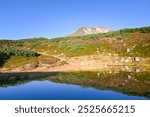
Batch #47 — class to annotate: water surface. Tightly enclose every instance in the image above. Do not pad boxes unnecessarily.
[0,71,149,100]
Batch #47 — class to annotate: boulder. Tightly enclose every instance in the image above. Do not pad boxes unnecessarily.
[126,48,130,53]
[125,66,129,71]
[121,58,125,62]
[134,57,140,62]
[135,68,141,73]
[108,53,111,56]
[127,74,132,79]
[124,59,129,63]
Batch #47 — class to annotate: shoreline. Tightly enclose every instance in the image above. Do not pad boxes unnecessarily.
[0,55,149,73]
[0,64,149,73]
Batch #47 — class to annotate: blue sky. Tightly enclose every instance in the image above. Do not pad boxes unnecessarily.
[0,0,150,39]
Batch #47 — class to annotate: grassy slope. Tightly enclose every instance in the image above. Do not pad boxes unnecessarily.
[3,56,38,68]
[0,26,150,68]
[24,26,150,57]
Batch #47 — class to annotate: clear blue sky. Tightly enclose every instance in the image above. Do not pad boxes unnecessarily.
[0,0,150,39]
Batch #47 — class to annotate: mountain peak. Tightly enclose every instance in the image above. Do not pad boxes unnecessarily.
[68,26,112,36]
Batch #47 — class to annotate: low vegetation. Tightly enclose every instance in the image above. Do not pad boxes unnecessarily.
[0,47,39,67]
[3,56,38,68]
[0,26,150,69]
[0,47,39,57]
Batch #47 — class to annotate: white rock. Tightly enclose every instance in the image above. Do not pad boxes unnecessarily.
[125,59,129,63]
[135,68,141,73]
[127,74,132,79]
[114,71,119,73]
[108,53,111,56]
[121,67,126,71]
[134,57,140,62]
[114,54,118,57]
[122,83,125,86]
[97,73,100,77]
[115,61,118,64]
[125,66,129,70]
[126,48,130,53]
[123,44,126,46]
[128,69,132,72]
[121,58,125,62]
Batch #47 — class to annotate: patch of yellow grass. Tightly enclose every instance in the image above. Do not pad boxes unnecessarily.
[3,56,38,68]
[38,55,60,64]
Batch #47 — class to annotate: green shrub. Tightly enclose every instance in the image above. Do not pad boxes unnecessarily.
[0,47,39,57]
[58,43,85,52]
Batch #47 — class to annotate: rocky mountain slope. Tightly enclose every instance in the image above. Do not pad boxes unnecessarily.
[68,26,112,36]
[0,26,150,71]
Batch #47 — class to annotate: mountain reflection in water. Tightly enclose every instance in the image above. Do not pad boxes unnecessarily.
[0,70,150,100]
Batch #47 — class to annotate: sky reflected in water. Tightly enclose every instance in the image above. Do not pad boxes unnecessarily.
[0,81,148,100]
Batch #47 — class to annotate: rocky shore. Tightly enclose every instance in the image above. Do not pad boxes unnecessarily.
[0,54,149,73]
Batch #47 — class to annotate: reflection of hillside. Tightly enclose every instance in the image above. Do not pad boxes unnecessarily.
[0,72,58,87]
[48,72,150,98]
[0,71,150,98]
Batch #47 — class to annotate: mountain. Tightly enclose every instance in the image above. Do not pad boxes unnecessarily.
[68,26,112,36]
[0,26,150,71]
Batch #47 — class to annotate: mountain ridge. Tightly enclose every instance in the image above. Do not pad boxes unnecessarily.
[68,26,112,36]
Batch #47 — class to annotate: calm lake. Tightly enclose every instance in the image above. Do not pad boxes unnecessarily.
[0,70,150,100]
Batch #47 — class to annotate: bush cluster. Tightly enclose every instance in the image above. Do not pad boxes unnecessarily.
[0,40,24,47]
[0,47,39,57]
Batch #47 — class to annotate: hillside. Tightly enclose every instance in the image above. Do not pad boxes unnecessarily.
[0,26,150,72]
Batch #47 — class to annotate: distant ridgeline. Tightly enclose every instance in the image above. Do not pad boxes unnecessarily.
[0,26,150,67]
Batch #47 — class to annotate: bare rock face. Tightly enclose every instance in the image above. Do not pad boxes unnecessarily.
[68,26,112,36]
